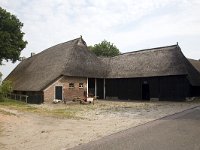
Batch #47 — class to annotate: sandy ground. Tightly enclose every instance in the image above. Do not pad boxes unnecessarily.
[0,100,200,150]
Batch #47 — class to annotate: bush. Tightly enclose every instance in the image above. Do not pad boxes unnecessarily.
[0,80,12,99]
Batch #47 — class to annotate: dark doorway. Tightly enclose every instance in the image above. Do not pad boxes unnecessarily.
[142,83,150,100]
[55,86,62,100]
[191,86,200,97]
[88,78,95,96]
[97,79,104,99]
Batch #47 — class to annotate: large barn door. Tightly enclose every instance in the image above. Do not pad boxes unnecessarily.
[142,82,150,100]
[88,78,95,96]
[55,86,63,100]
[97,79,104,99]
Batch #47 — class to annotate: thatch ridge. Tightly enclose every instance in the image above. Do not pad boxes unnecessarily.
[119,44,178,56]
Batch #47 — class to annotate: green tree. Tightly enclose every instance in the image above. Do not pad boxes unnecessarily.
[89,40,120,57]
[0,72,2,84]
[0,7,27,64]
[0,80,12,100]
[0,80,12,93]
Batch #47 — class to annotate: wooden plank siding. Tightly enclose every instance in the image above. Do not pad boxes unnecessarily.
[105,75,190,101]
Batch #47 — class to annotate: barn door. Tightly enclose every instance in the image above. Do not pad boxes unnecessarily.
[97,79,104,99]
[142,82,150,100]
[55,86,63,100]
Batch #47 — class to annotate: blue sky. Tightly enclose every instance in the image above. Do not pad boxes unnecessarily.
[0,0,200,79]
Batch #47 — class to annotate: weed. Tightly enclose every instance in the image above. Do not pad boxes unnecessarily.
[0,109,16,116]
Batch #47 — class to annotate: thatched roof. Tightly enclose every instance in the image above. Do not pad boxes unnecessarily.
[6,37,200,91]
[6,37,108,91]
[105,45,200,85]
[188,59,200,73]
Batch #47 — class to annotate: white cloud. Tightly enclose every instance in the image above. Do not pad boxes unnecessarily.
[0,0,200,79]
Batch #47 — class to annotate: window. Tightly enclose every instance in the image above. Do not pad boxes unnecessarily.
[69,83,74,88]
[79,83,84,88]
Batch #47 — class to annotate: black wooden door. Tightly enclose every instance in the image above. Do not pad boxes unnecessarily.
[142,83,150,100]
[97,79,104,99]
[55,86,62,100]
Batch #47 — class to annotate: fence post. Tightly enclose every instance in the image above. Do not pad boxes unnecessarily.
[6,93,28,103]
[25,96,28,103]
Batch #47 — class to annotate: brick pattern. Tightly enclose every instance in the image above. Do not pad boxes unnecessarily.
[43,76,87,103]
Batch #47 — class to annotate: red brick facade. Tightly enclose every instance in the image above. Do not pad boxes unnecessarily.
[43,76,87,103]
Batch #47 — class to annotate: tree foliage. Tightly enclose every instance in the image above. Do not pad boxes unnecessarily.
[0,80,12,93]
[0,72,2,82]
[0,80,12,100]
[0,7,27,64]
[89,40,120,57]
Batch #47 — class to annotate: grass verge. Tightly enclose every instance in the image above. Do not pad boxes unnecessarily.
[0,109,16,116]
[0,98,80,119]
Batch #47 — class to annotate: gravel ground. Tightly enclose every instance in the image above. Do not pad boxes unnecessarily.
[0,100,200,150]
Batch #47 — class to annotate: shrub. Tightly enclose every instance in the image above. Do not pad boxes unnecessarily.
[0,80,12,100]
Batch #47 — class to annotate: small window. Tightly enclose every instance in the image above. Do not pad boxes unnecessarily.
[69,83,74,88]
[79,83,84,88]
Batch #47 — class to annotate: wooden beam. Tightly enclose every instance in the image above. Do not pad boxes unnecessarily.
[87,78,88,97]
[95,78,97,97]
[103,78,106,99]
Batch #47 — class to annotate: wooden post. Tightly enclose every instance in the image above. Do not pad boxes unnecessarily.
[87,78,88,97]
[25,96,28,103]
[95,78,97,97]
[103,78,106,99]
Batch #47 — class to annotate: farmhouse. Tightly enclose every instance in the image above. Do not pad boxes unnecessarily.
[6,37,200,103]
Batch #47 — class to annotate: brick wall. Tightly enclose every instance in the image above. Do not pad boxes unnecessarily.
[43,76,87,103]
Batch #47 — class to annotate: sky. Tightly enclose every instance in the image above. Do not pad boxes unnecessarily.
[0,0,200,80]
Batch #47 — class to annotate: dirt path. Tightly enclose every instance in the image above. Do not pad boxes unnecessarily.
[0,101,200,150]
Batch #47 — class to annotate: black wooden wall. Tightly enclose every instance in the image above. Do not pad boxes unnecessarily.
[105,75,190,101]
[159,76,189,100]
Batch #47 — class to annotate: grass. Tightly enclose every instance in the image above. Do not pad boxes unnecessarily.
[0,98,38,112]
[0,98,80,119]
[0,98,107,119]
[0,109,16,116]
[0,98,27,107]
[50,109,78,119]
